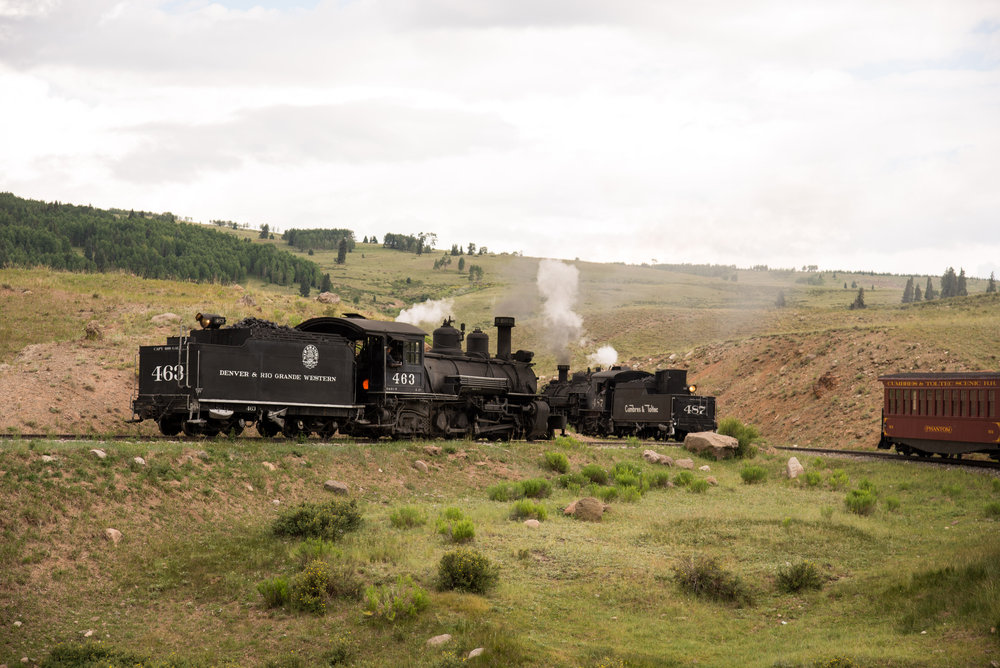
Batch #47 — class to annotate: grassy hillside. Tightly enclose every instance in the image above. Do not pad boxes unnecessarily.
[1,438,998,666]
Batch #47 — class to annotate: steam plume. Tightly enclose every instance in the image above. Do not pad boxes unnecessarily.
[396,298,454,326]
[587,345,619,367]
[536,259,583,363]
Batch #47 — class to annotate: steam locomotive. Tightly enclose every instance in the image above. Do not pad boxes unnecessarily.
[131,312,557,440]
[541,364,716,440]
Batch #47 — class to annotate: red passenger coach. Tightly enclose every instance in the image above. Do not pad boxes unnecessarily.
[877,372,1000,459]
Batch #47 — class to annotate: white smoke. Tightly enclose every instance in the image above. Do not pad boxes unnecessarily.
[396,298,454,326]
[587,345,619,368]
[536,259,584,363]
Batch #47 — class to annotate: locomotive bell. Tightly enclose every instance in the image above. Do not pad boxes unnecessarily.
[195,312,226,329]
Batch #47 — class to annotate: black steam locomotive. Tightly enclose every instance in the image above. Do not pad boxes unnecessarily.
[131,313,556,440]
[541,365,716,440]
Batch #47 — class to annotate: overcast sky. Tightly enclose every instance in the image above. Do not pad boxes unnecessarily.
[2,0,998,276]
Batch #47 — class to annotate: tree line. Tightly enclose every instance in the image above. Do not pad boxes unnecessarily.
[282,228,356,253]
[0,193,322,288]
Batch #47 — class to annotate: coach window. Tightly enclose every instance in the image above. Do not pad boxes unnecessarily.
[936,389,943,417]
[990,390,996,418]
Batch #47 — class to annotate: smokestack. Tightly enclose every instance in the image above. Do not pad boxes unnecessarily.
[494,316,515,360]
[557,364,569,383]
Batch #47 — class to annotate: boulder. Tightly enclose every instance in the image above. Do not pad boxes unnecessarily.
[104,528,122,545]
[684,432,739,460]
[642,449,673,466]
[523,519,541,528]
[262,461,277,471]
[426,634,452,647]
[699,465,711,472]
[324,480,350,494]
[566,497,606,522]
[90,449,107,460]
[423,445,442,457]
[706,476,719,486]
[413,460,429,473]
[133,456,146,466]
[84,321,103,340]
[468,648,485,659]
[675,458,695,470]
[40,455,56,463]
[786,457,805,479]
[316,292,341,304]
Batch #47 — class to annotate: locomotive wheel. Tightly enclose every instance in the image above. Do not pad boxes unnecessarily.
[283,420,307,439]
[158,416,183,437]
[256,419,281,438]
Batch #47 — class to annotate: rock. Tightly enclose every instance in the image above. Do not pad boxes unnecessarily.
[237,294,256,307]
[133,456,146,466]
[413,460,429,473]
[272,499,281,506]
[683,432,739,460]
[706,476,718,486]
[262,461,277,471]
[90,449,107,460]
[468,648,485,659]
[83,629,94,637]
[568,497,606,522]
[104,528,122,545]
[675,458,695,470]
[523,519,541,528]
[151,313,180,325]
[423,445,442,457]
[563,500,578,515]
[84,320,103,340]
[40,455,56,463]
[699,465,711,472]
[13,621,21,627]
[316,292,341,304]
[642,449,673,466]
[787,457,805,479]
[324,480,349,494]
[245,483,254,492]
[426,633,452,647]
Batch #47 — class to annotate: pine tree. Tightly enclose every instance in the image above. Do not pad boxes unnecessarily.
[987,272,997,294]
[913,284,922,301]
[336,238,347,264]
[901,277,914,304]
[259,223,270,240]
[849,287,866,310]
[458,257,465,272]
[957,268,967,296]
[941,267,957,298]
[320,273,332,293]
[775,290,786,307]
[924,276,936,300]
[299,277,310,298]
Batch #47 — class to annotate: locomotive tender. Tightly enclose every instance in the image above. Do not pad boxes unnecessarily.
[132,312,556,440]
[542,364,716,440]
[877,372,1000,459]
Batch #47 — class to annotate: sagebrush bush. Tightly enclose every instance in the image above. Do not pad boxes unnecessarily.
[557,472,588,488]
[450,519,475,542]
[673,555,752,606]
[689,478,709,494]
[827,470,849,490]
[845,488,877,515]
[487,482,525,502]
[857,478,878,495]
[649,470,671,488]
[291,538,340,567]
[594,485,618,503]
[273,499,362,541]
[581,463,608,485]
[776,561,824,593]
[716,416,761,458]
[257,576,290,609]
[673,471,694,488]
[326,563,365,601]
[519,478,552,499]
[510,499,547,521]
[612,470,640,488]
[542,451,570,473]
[803,471,822,487]
[362,575,429,623]
[740,465,767,484]
[438,548,500,594]
[389,505,426,529]
[442,506,464,521]
[291,559,331,614]
[618,485,642,502]
[611,461,643,479]
[553,435,582,449]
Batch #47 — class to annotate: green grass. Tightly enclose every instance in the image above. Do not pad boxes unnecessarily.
[2,439,998,666]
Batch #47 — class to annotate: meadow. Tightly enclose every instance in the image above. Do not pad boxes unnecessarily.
[1,436,998,667]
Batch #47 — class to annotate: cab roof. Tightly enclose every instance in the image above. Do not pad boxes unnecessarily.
[296,316,426,340]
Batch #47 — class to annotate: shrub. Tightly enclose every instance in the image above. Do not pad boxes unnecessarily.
[649,470,672,488]
[291,559,331,614]
[673,471,694,488]
[740,465,767,484]
[389,505,426,529]
[689,478,709,494]
[717,417,761,458]
[885,496,901,512]
[487,482,525,502]
[611,461,643,479]
[557,472,588,488]
[827,469,849,490]
[845,488,877,515]
[858,478,878,495]
[362,575,429,623]
[273,499,362,541]
[594,485,618,503]
[542,451,570,474]
[984,501,1000,518]
[450,519,476,543]
[326,564,365,601]
[776,561,824,593]
[438,548,500,594]
[803,471,823,487]
[510,499,547,521]
[612,470,640,488]
[618,485,642,502]
[581,464,608,485]
[553,435,582,449]
[257,576,290,609]
[673,555,752,606]
[442,506,464,521]
[520,478,552,499]
[291,538,340,568]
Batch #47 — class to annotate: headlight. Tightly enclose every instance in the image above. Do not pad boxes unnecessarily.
[688,385,697,394]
